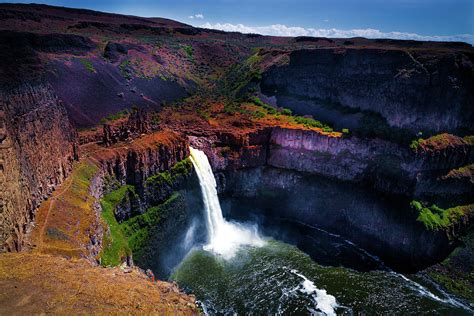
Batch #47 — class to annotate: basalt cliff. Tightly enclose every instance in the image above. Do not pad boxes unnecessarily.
[0,3,473,312]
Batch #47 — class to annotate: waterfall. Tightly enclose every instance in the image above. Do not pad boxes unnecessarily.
[189,147,265,259]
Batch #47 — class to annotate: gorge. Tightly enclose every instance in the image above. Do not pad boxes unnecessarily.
[0,3,473,315]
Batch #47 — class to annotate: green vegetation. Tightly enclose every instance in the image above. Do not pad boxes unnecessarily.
[409,138,424,151]
[145,158,192,188]
[463,135,474,145]
[219,51,263,96]
[292,116,333,132]
[223,102,241,115]
[410,201,473,231]
[79,58,96,73]
[249,96,277,114]
[342,128,350,135]
[99,185,134,266]
[122,193,180,260]
[100,159,192,266]
[181,45,194,61]
[427,231,474,302]
[281,108,292,116]
[248,96,335,132]
[119,60,133,79]
[100,109,129,124]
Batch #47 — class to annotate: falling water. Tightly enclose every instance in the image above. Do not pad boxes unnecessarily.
[189,147,265,259]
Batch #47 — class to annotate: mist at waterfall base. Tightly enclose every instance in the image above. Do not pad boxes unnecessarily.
[163,148,472,314]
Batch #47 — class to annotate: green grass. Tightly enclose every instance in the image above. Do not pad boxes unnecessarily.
[181,45,194,61]
[100,109,129,124]
[281,108,292,116]
[410,201,473,231]
[427,230,474,302]
[79,58,96,73]
[121,193,180,261]
[409,138,424,151]
[99,185,134,266]
[145,158,192,188]
[99,157,190,266]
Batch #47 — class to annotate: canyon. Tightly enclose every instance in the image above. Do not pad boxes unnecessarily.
[0,3,473,314]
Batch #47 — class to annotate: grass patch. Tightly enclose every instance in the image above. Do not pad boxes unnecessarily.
[121,193,181,261]
[410,201,473,231]
[99,185,133,266]
[100,109,129,124]
[145,158,192,188]
[181,44,194,61]
[31,160,99,258]
[98,159,192,265]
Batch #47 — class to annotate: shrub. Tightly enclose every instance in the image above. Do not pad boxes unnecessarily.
[281,108,292,116]
[100,109,129,124]
[342,128,350,135]
[79,58,96,73]
[252,110,265,119]
[224,102,240,114]
[409,138,424,151]
[181,45,194,60]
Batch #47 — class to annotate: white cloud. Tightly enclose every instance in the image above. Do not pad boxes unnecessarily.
[200,22,474,44]
[188,13,204,19]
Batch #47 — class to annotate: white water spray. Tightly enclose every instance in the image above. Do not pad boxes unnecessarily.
[291,269,340,316]
[189,147,265,259]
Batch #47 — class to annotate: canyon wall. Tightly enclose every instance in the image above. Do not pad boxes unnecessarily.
[189,126,472,270]
[98,131,189,197]
[0,84,78,251]
[261,48,474,134]
[219,167,451,272]
[194,127,472,201]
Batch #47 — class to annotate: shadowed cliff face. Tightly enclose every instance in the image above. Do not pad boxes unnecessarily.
[261,48,474,135]
[218,167,453,272]
[0,85,78,251]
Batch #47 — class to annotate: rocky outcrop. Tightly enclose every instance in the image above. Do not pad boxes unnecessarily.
[0,84,78,251]
[98,131,189,196]
[261,48,474,134]
[103,108,154,147]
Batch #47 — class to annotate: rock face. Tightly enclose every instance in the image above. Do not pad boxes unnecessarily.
[219,167,451,272]
[0,84,78,251]
[99,131,189,196]
[261,48,474,134]
[103,108,153,147]
[189,127,473,270]
[196,127,472,200]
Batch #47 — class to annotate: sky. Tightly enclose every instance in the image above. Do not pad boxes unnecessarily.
[3,0,474,43]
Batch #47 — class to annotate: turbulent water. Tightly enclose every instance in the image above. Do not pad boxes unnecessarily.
[177,147,472,315]
[189,147,265,259]
[173,241,471,315]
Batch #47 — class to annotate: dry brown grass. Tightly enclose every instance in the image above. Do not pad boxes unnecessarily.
[29,160,100,259]
[0,253,198,315]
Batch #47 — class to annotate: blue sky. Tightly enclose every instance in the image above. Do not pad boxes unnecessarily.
[3,0,473,43]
